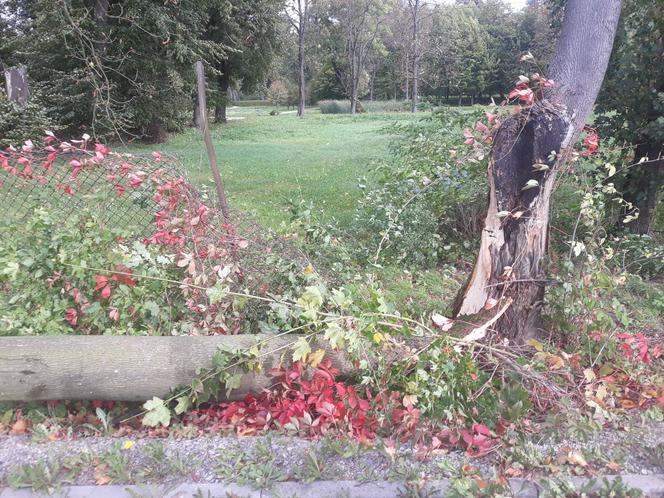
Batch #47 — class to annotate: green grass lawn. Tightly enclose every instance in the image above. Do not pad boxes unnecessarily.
[126,108,462,316]
[127,108,422,230]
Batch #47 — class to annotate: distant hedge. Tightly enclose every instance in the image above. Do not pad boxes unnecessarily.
[233,100,274,107]
[318,100,412,114]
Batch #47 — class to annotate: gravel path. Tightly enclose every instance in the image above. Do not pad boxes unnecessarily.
[0,422,662,489]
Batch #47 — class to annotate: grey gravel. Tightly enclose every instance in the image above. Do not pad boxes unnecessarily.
[0,422,662,490]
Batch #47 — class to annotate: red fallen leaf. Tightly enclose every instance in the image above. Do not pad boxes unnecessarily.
[473,423,492,437]
[152,151,162,162]
[11,419,28,434]
[65,307,78,326]
[114,185,126,196]
[583,132,599,155]
[109,308,120,321]
[128,174,143,188]
[94,275,112,299]
[17,156,32,176]
[111,266,136,287]
[508,83,534,105]
[495,418,510,436]
[484,297,498,310]
[485,112,497,124]
[95,143,109,155]
[475,121,489,134]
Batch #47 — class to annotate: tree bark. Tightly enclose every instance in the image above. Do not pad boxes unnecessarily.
[409,0,421,113]
[0,336,355,402]
[623,142,664,235]
[0,335,431,402]
[454,0,622,343]
[296,0,308,118]
[4,67,29,105]
[215,63,230,123]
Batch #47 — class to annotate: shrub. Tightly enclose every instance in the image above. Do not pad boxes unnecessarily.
[361,100,410,113]
[318,100,351,114]
[0,93,53,148]
[319,99,415,114]
[0,208,184,336]
[351,107,489,266]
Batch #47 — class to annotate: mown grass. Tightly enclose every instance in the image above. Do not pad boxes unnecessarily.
[126,108,459,315]
[127,108,422,230]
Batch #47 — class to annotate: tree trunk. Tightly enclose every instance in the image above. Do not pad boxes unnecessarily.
[193,92,202,129]
[410,0,420,114]
[296,5,307,118]
[453,0,622,343]
[215,66,230,123]
[4,67,29,105]
[623,142,664,235]
[350,62,358,114]
[411,55,419,112]
[92,0,109,53]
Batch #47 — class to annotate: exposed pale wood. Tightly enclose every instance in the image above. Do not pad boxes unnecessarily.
[0,335,356,402]
[454,0,622,341]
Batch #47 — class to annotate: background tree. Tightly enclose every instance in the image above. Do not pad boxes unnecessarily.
[426,5,491,105]
[406,0,426,112]
[3,0,232,141]
[286,0,312,117]
[454,0,622,341]
[206,0,283,123]
[596,0,664,234]
[334,0,385,114]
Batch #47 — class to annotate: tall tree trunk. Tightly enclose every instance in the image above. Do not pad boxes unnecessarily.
[296,1,307,118]
[453,0,622,343]
[411,55,419,112]
[410,0,420,113]
[92,0,109,52]
[623,142,664,235]
[350,79,358,114]
[4,67,29,105]
[215,65,230,123]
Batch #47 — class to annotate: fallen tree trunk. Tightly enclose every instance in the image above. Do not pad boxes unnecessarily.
[0,335,358,402]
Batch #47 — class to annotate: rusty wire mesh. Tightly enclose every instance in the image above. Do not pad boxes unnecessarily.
[0,147,314,288]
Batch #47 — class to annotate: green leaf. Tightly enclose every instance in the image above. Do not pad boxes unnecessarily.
[174,396,191,415]
[296,286,324,310]
[225,373,243,398]
[142,397,171,428]
[292,336,312,363]
[324,322,346,349]
[206,283,229,304]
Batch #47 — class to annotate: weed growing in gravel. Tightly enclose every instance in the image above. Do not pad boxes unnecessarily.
[319,434,363,459]
[295,449,325,483]
[538,476,643,498]
[216,439,287,489]
[7,459,74,493]
[95,443,131,484]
